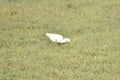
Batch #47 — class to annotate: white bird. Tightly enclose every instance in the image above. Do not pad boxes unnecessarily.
[46,33,70,44]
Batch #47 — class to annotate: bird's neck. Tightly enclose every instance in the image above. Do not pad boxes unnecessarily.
[60,38,68,43]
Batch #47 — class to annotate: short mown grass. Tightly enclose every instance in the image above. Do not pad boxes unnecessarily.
[0,0,120,80]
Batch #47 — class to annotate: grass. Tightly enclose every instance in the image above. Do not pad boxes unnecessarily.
[0,0,120,80]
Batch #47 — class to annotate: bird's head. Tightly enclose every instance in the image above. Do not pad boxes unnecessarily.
[64,38,70,43]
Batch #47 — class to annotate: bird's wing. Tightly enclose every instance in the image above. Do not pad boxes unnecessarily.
[55,35,64,42]
[46,33,63,42]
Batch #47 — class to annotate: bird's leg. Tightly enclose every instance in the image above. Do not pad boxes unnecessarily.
[48,41,52,45]
[57,43,61,45]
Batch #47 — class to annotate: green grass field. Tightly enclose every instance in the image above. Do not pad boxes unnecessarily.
[0,0,120,80]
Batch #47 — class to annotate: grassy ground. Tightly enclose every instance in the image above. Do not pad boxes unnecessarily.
[0,0,120,80]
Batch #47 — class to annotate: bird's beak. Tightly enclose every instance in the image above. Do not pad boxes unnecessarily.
[69,40,71,43]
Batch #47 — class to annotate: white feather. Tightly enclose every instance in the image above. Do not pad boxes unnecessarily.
[46,33,70,43]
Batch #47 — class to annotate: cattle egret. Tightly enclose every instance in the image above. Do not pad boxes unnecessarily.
[46,33,70,44]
